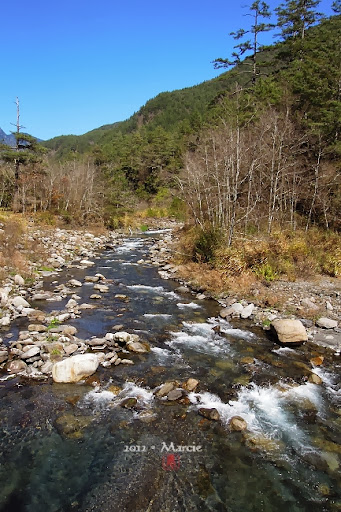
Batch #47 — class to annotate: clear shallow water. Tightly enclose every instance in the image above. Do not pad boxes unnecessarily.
[0,234,340,512]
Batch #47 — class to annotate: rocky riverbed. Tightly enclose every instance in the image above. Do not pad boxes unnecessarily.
[0,225,340,383]
[0,227,340,511]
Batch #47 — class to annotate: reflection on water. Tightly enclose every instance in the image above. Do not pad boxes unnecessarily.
[0,235,340,512]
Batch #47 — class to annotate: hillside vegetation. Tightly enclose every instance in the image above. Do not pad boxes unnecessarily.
[0,5,340,285]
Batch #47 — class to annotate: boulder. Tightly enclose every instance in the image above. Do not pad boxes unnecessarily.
[167,389,184,401]
[52,354,99,383]
[7,360,28,373]
[270,319,308,344]
[68,279,82,287]
[93,284,109,293]
[80,259,95,266]
[301,298,319,310]
[41,361,53,374]
[120,397,137,409]
[184,378,199,392]
[155,382,175,398]
[66,299,78,309]
[14,274,25,286]
[0,316,11,327]
[0,288,10,306]
[21,346,40,359]
[114,332,139,344]
[229,416,247,431]
[241,303,255,319]
[126,341,149,353]
[85,276,99,282]
[220,307,231,319]
[64,343,79,355]
[308,373,323,385]
[31,292,54,300]
[316,317,338,329]
[28,324,47,333]
[0,350,8,363]
[198,408,220,421]
[11,296,30,308]
[62,325,77,336]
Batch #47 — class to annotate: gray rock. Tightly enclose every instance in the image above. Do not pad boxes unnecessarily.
[64,343,79,355]
[7,360,28,373]
[155,382,175,398]
[11,296,30,308]
[62,325,77,336]
[67,279,82,288]
[241,303,255,319]
[316,317,338,329]
[326,301,333,311]
[231,303,244,314]
[88,337,107,346]
[32,292,54,300]
[301,298,319,310]
[21,346,41,359]
[93,284,109,293]
[0,350,8,363]
[41,361,53,374]
[28,324,47,333]
[84,276,99,282]
[167,389,184,401]
[0,316,11,327]
[14,274,25,286]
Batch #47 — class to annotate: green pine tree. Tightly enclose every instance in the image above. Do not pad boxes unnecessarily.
[213,1,273,85]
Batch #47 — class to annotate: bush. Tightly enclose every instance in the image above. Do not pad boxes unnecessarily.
[192,227,224,264]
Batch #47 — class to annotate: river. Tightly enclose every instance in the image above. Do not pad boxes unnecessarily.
[0,232,340,511]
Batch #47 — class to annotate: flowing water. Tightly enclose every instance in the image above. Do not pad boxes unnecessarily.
[0,233,340,512]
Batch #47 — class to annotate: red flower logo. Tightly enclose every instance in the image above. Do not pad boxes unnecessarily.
[162,453,181,471]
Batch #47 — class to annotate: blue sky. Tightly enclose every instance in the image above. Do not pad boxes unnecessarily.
[0,0,335,140]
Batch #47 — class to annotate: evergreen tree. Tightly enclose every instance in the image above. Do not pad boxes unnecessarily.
[213,1,273,85]
[275,0,323,40]
[332,0,341,13]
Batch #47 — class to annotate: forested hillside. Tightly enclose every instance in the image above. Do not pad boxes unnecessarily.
[0,3,340,256]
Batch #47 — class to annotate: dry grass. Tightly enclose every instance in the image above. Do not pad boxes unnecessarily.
[0,212,46,280]
[173,225,341,308]
[176,225,341,281]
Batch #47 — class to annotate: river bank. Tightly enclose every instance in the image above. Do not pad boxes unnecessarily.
[147,228,341,354]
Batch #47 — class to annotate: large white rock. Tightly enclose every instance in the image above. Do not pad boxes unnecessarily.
[270,319,308,344]
[241,303,255,319]
[11,296,30,308]
[52,354,99,383]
